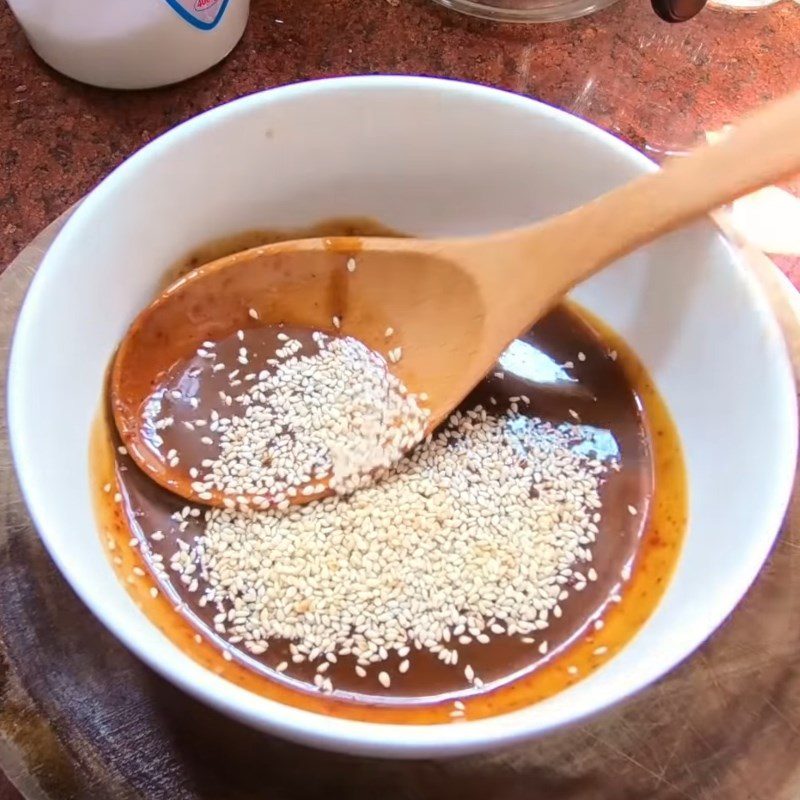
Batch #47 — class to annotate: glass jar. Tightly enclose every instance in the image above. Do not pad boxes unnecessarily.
[431,0,707,22]
[430,0,619,21]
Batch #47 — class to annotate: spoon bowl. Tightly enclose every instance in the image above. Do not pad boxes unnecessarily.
[111,237,489,505]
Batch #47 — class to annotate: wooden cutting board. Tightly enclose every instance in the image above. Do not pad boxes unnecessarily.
[0,213,799,800]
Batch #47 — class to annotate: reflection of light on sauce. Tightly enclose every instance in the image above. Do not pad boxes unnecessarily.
[620,553,636,582]
[177,370,202,398]
[503,415,620,467]
[499,338,577,386]
[141,391,165,456]
[571,425,621,461]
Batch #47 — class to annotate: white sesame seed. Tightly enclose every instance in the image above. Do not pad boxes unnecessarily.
[378,671,391,688]
[387,346,403,364]
[249,308,259,320]
[346,257,356,273]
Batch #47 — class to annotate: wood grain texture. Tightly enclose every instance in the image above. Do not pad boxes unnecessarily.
[1,208,800,800]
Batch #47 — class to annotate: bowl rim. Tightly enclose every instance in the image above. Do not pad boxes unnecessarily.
[7,75,798,757]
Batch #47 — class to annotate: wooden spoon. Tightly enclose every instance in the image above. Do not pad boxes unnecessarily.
[112,90,800,508]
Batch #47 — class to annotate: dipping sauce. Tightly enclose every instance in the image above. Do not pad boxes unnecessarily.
[92,222,687,724]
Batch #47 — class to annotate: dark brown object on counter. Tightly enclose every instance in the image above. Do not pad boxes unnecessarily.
[651,0,706,23]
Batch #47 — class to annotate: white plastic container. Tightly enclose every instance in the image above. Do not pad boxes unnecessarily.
[7,0,250,90]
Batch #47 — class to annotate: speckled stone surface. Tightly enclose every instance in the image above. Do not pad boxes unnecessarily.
[0,0,798,273]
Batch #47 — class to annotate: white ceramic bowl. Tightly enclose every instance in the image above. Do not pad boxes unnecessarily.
[8,77,797,758]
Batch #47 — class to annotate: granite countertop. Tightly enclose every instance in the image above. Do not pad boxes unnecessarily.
[1,0,798,274]
[0,2,799,798]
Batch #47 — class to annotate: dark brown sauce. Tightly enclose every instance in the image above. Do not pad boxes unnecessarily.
[91,221,687,724]
[136,324,326,474]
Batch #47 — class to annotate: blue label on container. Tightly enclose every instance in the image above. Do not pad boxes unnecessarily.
[163,0,230,30]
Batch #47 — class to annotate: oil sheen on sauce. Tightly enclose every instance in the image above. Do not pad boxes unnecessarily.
[91,220,687,725]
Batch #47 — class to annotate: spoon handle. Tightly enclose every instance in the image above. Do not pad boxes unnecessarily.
[542,89,800,281]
